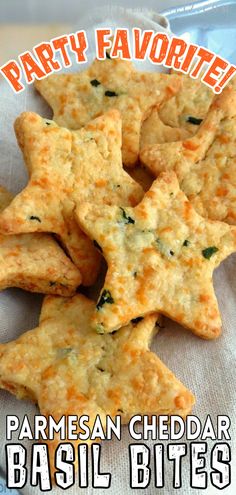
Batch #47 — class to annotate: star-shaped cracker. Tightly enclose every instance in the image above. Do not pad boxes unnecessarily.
[35,57,182,166]
[0,293,194,472]
[0,185,81,295]
[77,171,236,339]
[0,110,143,285]
[140,86,236,225]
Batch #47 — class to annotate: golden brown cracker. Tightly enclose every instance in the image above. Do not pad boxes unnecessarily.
[35,57,182,166]
[77,171,236,339]
[0,110,143,285]
[141,86,236,225]
[0,185,81,294]
[0,293,194,472]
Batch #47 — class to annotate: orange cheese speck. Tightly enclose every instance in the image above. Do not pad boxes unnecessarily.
[95,179,107,187]
[216,187,228,197]
[218,134,230,144]
[199,294,210,303]
[183,141,199,151]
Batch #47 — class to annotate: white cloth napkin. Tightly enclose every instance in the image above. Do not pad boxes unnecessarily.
[0,6,235,495]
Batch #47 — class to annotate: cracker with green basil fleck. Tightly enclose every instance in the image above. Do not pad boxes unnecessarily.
[140,107,191,149]
[141,86,236,226]
[140,71,214,150]
[0,110,143,286]
[34,57,182,167]
[77,171,236,339]
[0,185,81,294]
[158,70,214,132]
[0,293,194,477]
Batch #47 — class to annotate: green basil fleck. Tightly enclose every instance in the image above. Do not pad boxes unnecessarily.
[29,215,41,222]
[105,90,118,97]
[183,239,190,247]
[120,207,135,224]
[96,289,114,310]
[57,347,73,358]
[187,116,203,125]
[202,246,219,259]
[90,79,101,87]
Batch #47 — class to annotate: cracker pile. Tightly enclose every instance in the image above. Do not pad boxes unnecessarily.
[0,56,235,474]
